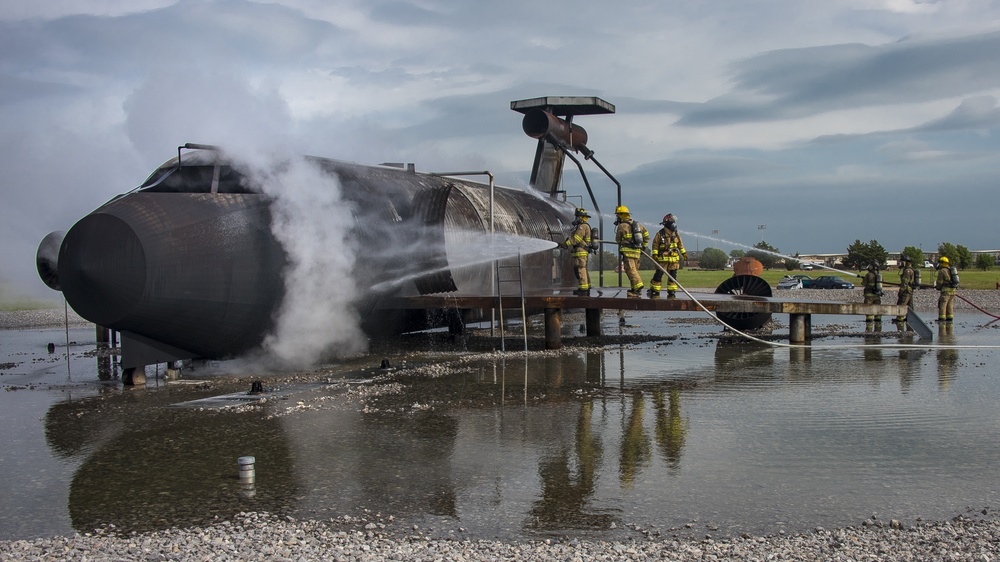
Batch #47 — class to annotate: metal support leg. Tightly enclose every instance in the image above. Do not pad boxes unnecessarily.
[585,308,602,337]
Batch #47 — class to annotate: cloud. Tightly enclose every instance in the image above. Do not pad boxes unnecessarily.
[673,30,1000,126]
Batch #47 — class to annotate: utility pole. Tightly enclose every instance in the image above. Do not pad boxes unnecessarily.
[758,224,766,243]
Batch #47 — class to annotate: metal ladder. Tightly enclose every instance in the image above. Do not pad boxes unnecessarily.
[495,251,528,352]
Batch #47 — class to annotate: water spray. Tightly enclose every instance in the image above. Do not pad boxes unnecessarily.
[636,248,1000,351]
[683,230,1000,322]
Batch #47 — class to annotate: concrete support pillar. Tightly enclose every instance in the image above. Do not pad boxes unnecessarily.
[585,308,602,337]
[544,308,562,350]
[789,313,812,343]
[96,325,110,348]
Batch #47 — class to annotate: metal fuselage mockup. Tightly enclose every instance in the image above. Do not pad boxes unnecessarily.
[37,98,613,372]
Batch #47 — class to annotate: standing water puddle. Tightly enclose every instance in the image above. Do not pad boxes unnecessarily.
[2,312,999,541]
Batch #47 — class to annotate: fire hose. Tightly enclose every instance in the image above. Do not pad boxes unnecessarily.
[629,247,1000,350]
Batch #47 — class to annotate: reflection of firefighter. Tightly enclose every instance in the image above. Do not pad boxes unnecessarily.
[528,399,614,531]
[619,392,651,487]
[937,322,957,390]
[935,256,959,322]
[649,214,686,298]
[614,205,648,298]
[894,255,917,327]
[862,263,883,329]
[563,208,593,296]
[653,387,688,472]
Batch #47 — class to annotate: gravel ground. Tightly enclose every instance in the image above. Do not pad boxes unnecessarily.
[0,307,89,329]
[2,511,999,561]
[769,287,1000,315]
[3,293,999,560]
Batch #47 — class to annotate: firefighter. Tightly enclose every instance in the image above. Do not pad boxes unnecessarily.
[564,208,593,296]
[935,256,959,322]
[614,205,648,297]
[894,255,916,327]
[862,263,883,329]
[649,213,687,298]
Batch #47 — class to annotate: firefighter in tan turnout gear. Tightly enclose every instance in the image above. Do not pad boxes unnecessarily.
[894,255,917,328]
[564,208,593,296]
[614,205,648,298]
[861,263,883,330]
[649,213,687,298]
[935,256,959,322]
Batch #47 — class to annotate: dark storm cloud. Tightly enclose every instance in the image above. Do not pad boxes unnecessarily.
[619,155,782,188]
[0,1,345,79]
[673,30,1000,126]
[810,95,1000,145]
[910,95,1000,132]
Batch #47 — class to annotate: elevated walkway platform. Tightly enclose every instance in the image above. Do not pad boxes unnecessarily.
[383,289,913,348]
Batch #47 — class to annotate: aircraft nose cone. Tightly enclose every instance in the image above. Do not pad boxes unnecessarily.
[36,231,65,291]
[59,212,146,327]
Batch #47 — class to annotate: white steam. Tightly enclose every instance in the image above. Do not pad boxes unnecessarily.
[124,67,367,368]
[236,153,367,367]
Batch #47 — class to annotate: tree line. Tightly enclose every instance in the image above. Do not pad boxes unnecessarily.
[586,238,995,271]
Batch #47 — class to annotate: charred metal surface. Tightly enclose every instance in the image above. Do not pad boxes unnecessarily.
[58,192,286,360]
[48,149,576,367]
[36,231,64,291]
[411,184,458,295]
[522,110,589,150]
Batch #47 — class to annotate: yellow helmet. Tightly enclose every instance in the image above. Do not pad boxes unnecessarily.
[615,205,630,215]
[938,256,949,265]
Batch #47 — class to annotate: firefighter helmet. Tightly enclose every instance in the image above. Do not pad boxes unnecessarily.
[899,254,911,263]
[938,256,949,265]
[574,208,590,218]
[661,213,676,225]
[615,205,630,215]
[868,263,878,271]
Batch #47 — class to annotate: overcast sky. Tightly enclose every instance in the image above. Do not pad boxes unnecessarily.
[3,0,1000,298]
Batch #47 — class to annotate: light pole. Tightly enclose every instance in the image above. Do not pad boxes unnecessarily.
[758,224,766,243]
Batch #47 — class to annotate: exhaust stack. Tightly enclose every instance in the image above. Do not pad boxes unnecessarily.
[522,109,589,151]
[510,96,614,196]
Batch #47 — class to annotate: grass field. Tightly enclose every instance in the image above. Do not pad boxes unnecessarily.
[591,267,1000,290]
[2,268,998,312]
[0,284,60,311]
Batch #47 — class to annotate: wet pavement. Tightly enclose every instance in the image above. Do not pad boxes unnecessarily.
[2,311,999,542]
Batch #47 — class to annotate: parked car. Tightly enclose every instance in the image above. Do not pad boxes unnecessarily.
[801,263,814,270]
[776,276,803,289]
[790,274,814,288]
[812,275,855,289]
